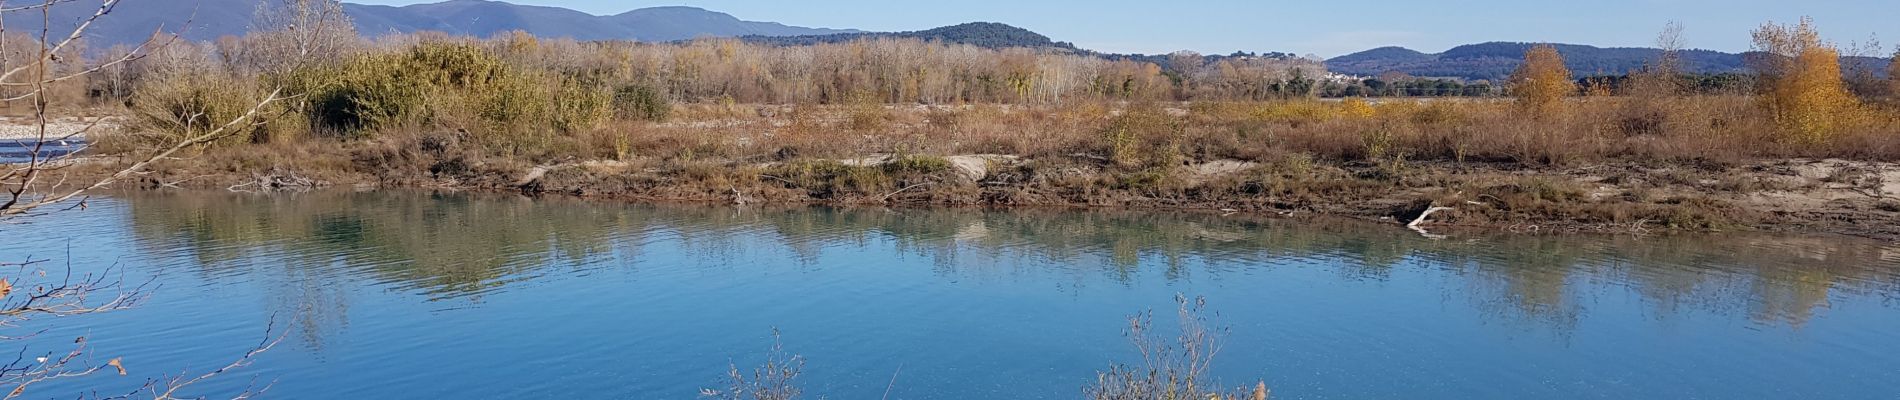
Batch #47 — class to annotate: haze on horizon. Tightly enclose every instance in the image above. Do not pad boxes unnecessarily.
[349,0,1898,57]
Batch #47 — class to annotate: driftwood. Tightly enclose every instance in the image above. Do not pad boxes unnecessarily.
[880,183,929,203]
[512,160,581,188]
[1406,206,1456,239]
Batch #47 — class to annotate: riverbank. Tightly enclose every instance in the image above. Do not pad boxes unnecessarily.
[60,142,1900,241]
[33,99,1900,240]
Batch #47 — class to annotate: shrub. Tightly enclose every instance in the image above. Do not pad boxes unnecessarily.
[1101,103,1181,169]
[1086,295,1264,400]
[1510,45,1574,115]
[553,76,612,132]
[612,84,671,122]
[885,154,952,176]
[128,70,289,147]
[1751,18,1868,143]
[1254,101,1331,126]
[294,57,431,136]
[1339,98,1376,119]
[290,42,610,150]
[766,160,893,197]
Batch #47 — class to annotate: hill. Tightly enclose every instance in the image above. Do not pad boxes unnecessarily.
[738,22,1077,50]
[1328,41,1892,81]
[739,22,1313,72]
[1,0,858,48]
[1327,42,1750,80]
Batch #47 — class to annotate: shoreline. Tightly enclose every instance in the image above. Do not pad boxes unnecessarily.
[58,151,1900,242]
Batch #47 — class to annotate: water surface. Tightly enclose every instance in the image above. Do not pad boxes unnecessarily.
[3,190,1897,399]
[0,139,85,164]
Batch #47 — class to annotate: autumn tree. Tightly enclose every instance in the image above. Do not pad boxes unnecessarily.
[1750,17,1863,142]
[1509,44,1574,114]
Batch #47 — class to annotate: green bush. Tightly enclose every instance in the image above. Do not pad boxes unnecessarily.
[293,58,430,136]
[290,42,610,144]
[612,84,670,122]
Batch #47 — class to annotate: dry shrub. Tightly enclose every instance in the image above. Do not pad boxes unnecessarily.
[702,331,804,400]
[612,84,671,122]
[1101,103,1184,170]
[942,103,1096,157]
[1270,101,1352,127]
[765,160,894,198]
[126,69,292,147]
[1086,295,1265,400]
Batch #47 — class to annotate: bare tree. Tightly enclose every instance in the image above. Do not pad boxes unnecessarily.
[0,1,299,398]
[1633,21,1686,97]
[224,0,355,76]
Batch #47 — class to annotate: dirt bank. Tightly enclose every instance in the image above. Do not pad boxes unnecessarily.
[66,145,1900,241]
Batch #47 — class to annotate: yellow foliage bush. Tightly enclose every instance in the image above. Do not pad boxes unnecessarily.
[1752,18,1867,143]
[1339,98,1376,119]
[1253,101,1331,126]
[1510,45,1574,115]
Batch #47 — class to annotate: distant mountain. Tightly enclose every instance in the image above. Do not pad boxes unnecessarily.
[1327,41,1891,81]
[739,22,1077,50]
[345,2,858,42]
[738,22,1312,71]
[1327,42,1749,81]
[2,0,858,48]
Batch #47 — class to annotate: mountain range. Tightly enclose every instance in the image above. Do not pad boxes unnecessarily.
[4,0,1889,80]
[737,22,1076,50]
[1327,42,1892,81]
[3,0,855,47]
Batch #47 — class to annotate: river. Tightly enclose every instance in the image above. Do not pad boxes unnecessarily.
[2,190,1896,399]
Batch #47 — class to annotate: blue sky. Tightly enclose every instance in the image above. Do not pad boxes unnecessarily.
[350,0,1898,57]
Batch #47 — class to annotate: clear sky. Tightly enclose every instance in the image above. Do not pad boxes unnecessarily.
[349,0,1898,57]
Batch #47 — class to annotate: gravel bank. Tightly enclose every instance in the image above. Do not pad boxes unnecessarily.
[0,117,121,141]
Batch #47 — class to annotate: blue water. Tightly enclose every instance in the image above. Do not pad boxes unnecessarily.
[0,139,85,164]
[2,190,1897,399]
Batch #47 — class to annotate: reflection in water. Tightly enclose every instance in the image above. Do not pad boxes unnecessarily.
[121,190,1900,333]
[22,189,1891,399]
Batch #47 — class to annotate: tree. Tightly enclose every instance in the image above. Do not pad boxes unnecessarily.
[1509,44,1574,114]
[254,0,357,73]
[217,0,357,77]
[1632,21,1686,97]
[1750,17,1862,142]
